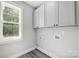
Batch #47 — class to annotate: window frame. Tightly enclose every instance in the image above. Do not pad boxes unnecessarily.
[1,2,22,40]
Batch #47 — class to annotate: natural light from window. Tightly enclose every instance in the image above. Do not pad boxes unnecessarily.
[1,2,21,40]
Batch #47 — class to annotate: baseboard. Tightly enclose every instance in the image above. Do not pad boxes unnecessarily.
[8,46,36,58]
[8,46,58,58]
[36,46,59,58]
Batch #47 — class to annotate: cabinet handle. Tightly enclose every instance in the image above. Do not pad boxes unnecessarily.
[52,24,58,27]
[56,24,58,26]
[55,35,60,39]
[54,24,55,26]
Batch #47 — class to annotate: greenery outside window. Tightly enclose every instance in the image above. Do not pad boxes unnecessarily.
[1,2,21,39]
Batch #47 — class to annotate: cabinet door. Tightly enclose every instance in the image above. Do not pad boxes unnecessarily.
[76,2,79,25]
[45,2,59,27]
[34,4,44,28]
[59,1,75,26]
[34,9,39,28]
[38,4,44,27]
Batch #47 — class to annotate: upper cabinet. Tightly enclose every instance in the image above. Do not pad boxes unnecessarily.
[45,2,59,27]
[38,4,45,27]
[34,4,44,28]
[76,2,79,25]
[33,1,75,28]
[34,8,39,28]
[59,1,75,26]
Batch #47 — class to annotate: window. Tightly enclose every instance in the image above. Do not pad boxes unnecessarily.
[1,2,21,40]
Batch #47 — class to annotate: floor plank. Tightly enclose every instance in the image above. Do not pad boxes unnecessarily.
[18,49,51,58]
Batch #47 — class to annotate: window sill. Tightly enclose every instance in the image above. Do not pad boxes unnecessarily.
[3,36,21,40]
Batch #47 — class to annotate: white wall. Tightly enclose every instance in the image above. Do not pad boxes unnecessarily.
[0,1,36,58]
[36,27,77,58]
[78,26,79,57]
[78,26,79,47]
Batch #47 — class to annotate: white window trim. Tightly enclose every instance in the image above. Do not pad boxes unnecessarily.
[1,2,22,40]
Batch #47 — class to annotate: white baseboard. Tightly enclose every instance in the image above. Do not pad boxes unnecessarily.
[9,46,36,58]
[37,46,58,58]
[8,46,58,58]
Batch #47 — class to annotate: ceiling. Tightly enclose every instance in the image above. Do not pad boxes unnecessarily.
[24,1,44,8]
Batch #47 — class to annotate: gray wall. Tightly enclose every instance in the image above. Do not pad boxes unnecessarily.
[77,26,79,57]
[36,27,77,58]
[78,26,79,47]
[0,1,35,57]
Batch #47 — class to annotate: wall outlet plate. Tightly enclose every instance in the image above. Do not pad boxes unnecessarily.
[53,30,64,40]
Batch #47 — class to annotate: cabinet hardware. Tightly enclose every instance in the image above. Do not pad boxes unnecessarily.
[56,24,58,26]
[55,35,60,39]
[54,24,55,26]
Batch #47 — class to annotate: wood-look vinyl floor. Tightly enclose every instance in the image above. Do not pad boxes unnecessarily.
[18,49,51,58]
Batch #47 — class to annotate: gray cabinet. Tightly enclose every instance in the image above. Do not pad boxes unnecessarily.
[34,4,44,28]
[45,1,59,27]
[33,1,75,28]
[76,2,79,25]
[34,8,39,28]
[38,4,44,27]
[59,1,75,26]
